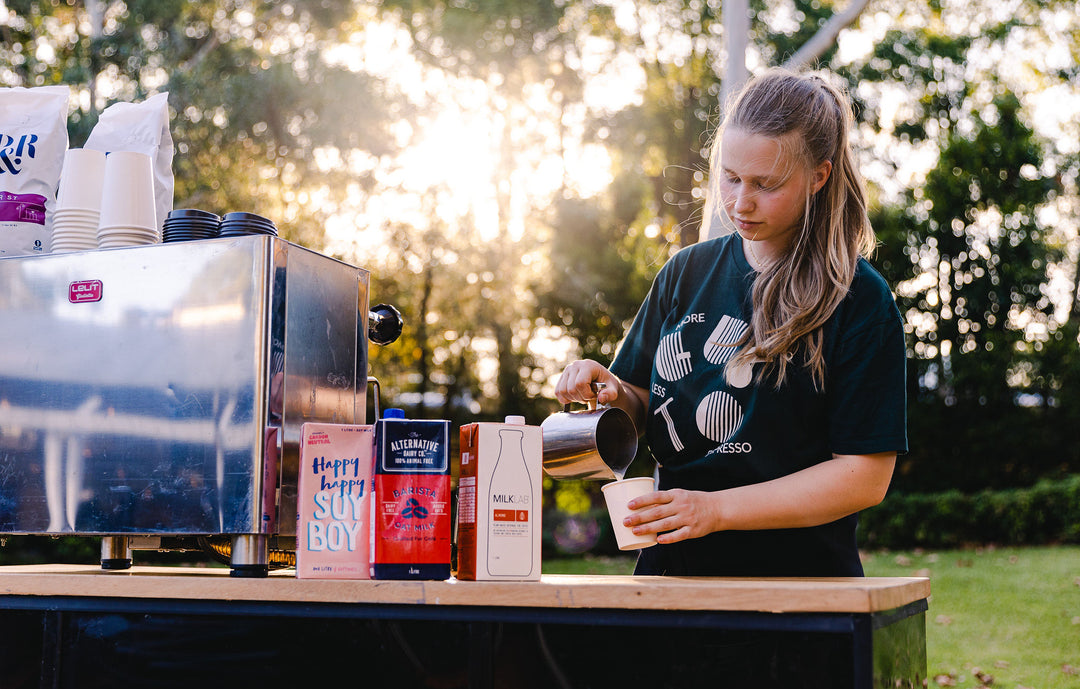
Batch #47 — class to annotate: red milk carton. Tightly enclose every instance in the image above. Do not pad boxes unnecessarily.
[295,423,375,579]
[456,415,542,580]
[370,409,452,580]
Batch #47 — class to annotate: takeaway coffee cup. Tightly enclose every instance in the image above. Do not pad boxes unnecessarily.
[602,476,658,550]
[56,148,106,211]
[98,151,157,231]
[540,395,637,481]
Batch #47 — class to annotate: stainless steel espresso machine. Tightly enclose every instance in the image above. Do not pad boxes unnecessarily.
[0,236,401,576]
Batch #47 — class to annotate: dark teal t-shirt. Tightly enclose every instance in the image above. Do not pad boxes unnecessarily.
[610,233,908,576]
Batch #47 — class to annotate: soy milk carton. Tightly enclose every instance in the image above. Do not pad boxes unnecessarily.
[371,409,452,580]
[296,423,375,579]
[456,415,542,581]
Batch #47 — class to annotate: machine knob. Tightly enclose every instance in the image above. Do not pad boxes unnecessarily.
[368,303,403,345]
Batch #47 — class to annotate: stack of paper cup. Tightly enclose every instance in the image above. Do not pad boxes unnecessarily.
[50,149,106,253]
[97,151,160,249]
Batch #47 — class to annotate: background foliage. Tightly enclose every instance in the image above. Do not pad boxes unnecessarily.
[2,0,1078,523]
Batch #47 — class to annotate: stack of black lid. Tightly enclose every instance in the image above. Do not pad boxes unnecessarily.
[162,209,221,243]
[218,212,278,237]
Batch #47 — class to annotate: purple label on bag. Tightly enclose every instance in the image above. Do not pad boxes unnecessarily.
[0,192,47,225]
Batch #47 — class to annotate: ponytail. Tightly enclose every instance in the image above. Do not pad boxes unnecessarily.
[712,68,874,390]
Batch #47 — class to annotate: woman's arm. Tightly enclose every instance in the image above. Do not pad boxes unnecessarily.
[625,452,896,543]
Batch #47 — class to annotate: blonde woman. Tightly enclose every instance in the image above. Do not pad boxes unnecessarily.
[555,69,907,577]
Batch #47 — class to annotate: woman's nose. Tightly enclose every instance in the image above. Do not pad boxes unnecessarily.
[733,185,754,213]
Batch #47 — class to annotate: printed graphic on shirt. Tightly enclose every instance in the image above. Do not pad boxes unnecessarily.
[653,397,685,452]
[703,315,747,365]
[725,359,755,389]
[696,391,743,443]
[655,331,693,382]
[649,312,753,453]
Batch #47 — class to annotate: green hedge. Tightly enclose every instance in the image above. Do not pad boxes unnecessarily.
[858,474,1080,549]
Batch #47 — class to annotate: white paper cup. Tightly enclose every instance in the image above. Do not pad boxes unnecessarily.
[601,476,658,551]
[98,151,157,231]
[57,148,107,211]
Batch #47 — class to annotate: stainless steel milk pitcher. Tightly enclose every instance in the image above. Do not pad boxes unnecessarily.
[540,389,638,481]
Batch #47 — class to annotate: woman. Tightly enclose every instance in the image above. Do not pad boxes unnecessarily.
[554,68,908,577]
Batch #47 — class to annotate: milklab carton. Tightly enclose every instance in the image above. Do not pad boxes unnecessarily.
[456,415,542,581]
[296,423,375,579]
[371,409,452,580]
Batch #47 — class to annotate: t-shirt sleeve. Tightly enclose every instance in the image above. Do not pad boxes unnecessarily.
[609,259,675,389]
[827,296,909,456]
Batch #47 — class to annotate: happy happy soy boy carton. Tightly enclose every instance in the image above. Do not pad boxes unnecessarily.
[296,423,375,579]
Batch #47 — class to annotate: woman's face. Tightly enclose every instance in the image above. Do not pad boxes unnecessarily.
[718,127,830,260]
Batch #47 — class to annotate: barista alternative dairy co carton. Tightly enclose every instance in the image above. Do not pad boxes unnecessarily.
[296,423,375,579]
[371,409,452,580]
[456,415,542,581]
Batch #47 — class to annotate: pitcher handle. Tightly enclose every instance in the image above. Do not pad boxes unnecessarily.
[563,382,604,413]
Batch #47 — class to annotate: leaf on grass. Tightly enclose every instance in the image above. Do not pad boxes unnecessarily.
[1063,664,1078,675]
[934,614,953,626]
[934,673,958,687]
[993,661,1010,669]
[971,667,994,685]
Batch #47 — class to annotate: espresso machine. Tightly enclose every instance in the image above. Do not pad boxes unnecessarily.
[0,236,401,576]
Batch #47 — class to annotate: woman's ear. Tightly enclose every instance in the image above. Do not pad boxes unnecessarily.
[811,160,832,194]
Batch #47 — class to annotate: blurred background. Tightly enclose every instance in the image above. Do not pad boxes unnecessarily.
[0,0,1078,560]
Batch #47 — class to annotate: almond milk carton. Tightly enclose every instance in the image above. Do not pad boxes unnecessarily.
[296,423,375,579]
[456,415,542,580]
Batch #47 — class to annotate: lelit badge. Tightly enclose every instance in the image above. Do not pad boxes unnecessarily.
[69,280,102,303]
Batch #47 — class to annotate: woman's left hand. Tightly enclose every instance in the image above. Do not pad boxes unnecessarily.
[624,489,721,544]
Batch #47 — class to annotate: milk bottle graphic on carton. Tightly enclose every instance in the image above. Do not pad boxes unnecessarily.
[456,415,542,581]
[296,423,375,579]
[371,409,452,580]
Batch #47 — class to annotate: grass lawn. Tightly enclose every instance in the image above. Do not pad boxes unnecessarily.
[545,546,1080,689]
[863,546,1080,689]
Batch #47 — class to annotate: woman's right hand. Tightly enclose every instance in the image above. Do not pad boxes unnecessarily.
[555,360,650,435]
[554,360,622,406]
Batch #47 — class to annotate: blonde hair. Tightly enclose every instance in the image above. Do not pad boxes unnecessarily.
[711,68,876,389]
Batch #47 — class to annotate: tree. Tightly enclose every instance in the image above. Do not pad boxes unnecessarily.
[373,0,601,419]
[1,0,407,248]
[847,2,1080,490]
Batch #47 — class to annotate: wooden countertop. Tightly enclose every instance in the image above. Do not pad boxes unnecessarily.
[0,564,929,614]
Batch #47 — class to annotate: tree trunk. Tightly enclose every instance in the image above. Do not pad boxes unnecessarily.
[782,0,872,70]
[414,263,434,416]
[721,0,750,115]
[85,0,105,116]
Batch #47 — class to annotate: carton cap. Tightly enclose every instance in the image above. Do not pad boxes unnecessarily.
[383,408,405,419]
[504,415,525,425]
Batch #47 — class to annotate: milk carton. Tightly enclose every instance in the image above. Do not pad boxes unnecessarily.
[370,409,452,580]
[295,423,375,579]
[456,415,542,581]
